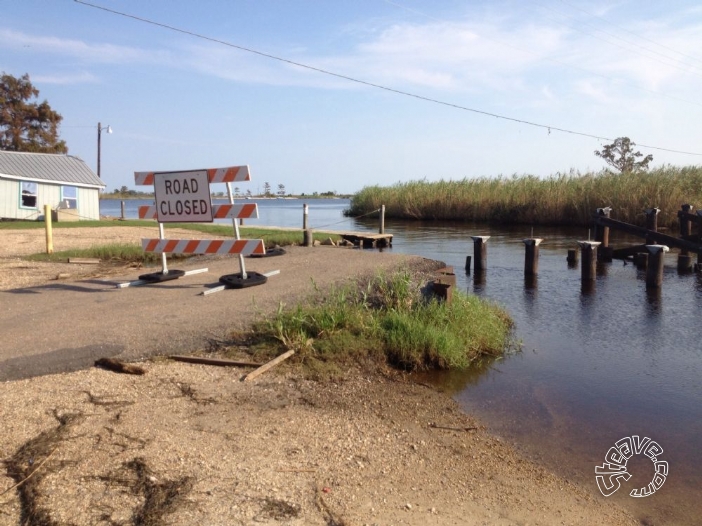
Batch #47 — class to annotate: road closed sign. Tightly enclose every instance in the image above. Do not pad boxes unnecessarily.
[153,170,213,223]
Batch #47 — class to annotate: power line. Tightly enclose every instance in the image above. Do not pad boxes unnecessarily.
[559,0,702,68]
[73,0,702,157]
[381,0,702,108]
[527,0,702,79]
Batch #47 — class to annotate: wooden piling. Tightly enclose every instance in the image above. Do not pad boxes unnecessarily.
[577,241,600,282]
[303,203,309,230]
[432,281,452,304]
[523,238,543,276]
[120,200,126,220]
[634,252,648,270]
[471,236,490,272]
[678,204,693,271]
[645,245,669,288]
[644,208,660,244]
[594,207,611,247]
[567,248,579,266]
[379,204,385,234]
[465,256,472,273]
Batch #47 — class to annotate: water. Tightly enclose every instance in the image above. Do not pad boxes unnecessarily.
[102,198,702,524]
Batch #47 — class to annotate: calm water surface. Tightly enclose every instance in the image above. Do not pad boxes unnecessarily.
[102,198,702,524]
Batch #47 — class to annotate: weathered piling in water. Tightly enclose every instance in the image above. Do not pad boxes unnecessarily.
[471,236,490,272]
[595,207,613,261]
[379,204,385,234]
[677,204,694,272]
[567,248,579,267]
[578,241,600,282]
[523,238,543,276]
[645,245,669,288]
[120,200,126,220]
[634,252,648,270]
[644,208,660,244]
[465,256,472,273]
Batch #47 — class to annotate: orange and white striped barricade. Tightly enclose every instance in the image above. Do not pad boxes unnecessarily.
[120,165,274,291]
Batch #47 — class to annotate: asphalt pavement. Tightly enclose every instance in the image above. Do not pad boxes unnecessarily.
[0,246,428,382]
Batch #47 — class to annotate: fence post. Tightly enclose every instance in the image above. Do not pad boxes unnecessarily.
[44,204,54,254]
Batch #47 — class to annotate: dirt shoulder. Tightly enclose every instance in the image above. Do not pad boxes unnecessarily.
[0,227,637,525]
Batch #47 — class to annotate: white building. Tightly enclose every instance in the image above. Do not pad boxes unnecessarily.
[0,151,105,221]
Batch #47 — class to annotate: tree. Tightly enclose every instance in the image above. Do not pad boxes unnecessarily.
[0,72,67,153]
[277,183,286,197]
[263,182,271,197]
[594,137,652,173]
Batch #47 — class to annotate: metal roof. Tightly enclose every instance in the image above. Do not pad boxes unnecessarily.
[0,151,105,188]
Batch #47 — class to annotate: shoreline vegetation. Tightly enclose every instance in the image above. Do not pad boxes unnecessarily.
[346,165,702,229]
[243,269,513,377]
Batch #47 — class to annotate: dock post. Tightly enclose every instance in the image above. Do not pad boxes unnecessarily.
[379,205,385,234]
[644,207,660,244]
[471,236,490,272]
[120,200,126,220]
[678,204,694,272]
[465,256,472,273]
[567,248,579,267]
[595,207,613,261]
[645,245,669,288]
[523,238,543,276]
[577,241,600,282]
[634,252,648,270]
[303,203,309,230]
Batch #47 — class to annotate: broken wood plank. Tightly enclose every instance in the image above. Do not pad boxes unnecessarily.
[243,350,295,382]
[68,257,101,264]
[170,355,262,367]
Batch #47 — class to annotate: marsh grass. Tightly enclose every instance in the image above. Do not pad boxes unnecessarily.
[347,166,702,228]
[246,270,513,376]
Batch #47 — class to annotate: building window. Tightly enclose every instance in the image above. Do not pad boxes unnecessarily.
[61,186,78,209]
[20,182,37,208]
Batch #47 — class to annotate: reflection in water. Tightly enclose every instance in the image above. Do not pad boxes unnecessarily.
[472,270,486,291]
[580,280,596,295]
[523,274,538,291]
[380,219,702,526]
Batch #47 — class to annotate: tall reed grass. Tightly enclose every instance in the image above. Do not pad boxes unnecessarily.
[347,166,702,228]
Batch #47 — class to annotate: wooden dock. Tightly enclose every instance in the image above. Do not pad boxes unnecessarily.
[339,232,393,248]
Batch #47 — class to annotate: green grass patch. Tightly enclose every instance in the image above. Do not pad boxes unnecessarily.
[244,270,513,377]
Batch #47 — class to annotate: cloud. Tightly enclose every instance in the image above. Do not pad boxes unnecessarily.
[0,28,169,64]
[32,72,99,85]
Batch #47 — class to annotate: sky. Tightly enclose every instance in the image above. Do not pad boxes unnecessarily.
[2,0,702,195]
